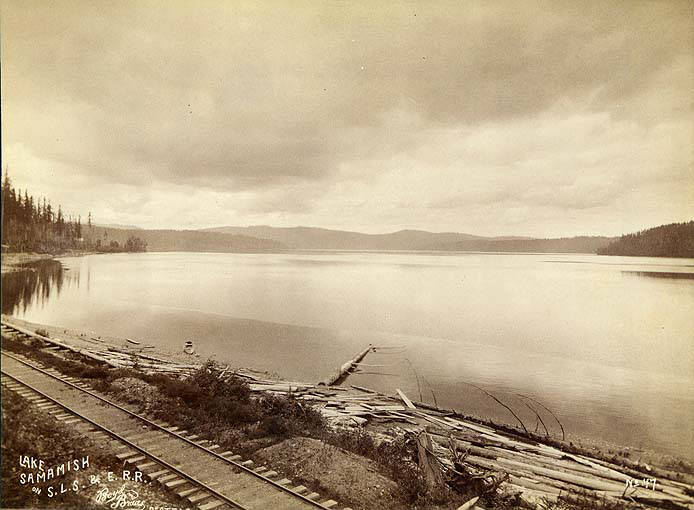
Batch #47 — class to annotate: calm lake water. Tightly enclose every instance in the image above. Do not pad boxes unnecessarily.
[3,251,693,458]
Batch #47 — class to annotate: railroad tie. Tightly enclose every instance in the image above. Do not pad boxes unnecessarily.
[146,469,170,481]
[157,473,179,484]
[176,487,200,498]
[165,478,188,489]
[198,500,225,510]
[116,451,140,461]
[187,491,213,503]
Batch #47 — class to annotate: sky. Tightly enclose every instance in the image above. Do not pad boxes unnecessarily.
[1,0,692,237]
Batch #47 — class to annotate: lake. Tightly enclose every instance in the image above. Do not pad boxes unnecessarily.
[3,251,693,458]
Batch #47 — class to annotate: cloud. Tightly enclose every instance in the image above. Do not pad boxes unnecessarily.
[1,0,692,235]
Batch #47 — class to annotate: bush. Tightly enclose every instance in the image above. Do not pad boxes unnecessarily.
[79,366,112,379]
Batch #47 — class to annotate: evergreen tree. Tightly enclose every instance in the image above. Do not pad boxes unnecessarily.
[0,174,146,254]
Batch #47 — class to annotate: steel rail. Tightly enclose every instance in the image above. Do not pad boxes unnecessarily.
[0,367,247,510]
[0,348,330,509]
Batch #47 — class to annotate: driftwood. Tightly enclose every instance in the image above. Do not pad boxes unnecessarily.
[457,496,479,510]
[318,344,373,386]
[519,399,549,437]
[517,393,565,440]
[417,431,445,489]
[395,388,416,409]
[464,382,528,435]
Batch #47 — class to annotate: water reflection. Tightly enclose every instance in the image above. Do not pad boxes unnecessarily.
[623,270,694,280]
[1,260,66,314]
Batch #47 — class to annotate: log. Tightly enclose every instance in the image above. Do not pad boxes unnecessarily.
[417,431,445,489]
[396,388,416,409]
[318,344,373,386]
[457,496,479,510]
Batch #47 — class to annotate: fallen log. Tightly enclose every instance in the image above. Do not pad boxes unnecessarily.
[318,344,373,386]
[396,388,416,409]
[418,431,445,489]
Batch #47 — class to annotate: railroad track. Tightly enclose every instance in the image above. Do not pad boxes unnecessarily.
[0,349,351,510]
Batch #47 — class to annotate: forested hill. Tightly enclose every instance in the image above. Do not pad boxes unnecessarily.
[1,174,146,253]
[426,236,614,254]
[97,228,286,252]
[597,221,694,257]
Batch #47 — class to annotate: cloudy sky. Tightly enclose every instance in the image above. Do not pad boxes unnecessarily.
[1,0,692,237]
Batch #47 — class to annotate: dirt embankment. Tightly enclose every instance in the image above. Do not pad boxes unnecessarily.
[256,437,402,509]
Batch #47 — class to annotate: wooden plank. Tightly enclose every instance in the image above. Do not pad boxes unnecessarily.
[396,388,416,409]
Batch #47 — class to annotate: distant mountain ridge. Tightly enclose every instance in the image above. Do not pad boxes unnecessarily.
[89,222,692,256]
[201,225,490,250]
[201,225,611,253]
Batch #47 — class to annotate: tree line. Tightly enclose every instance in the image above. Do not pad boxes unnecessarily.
[1,173,146,254]
[597,221,694,258]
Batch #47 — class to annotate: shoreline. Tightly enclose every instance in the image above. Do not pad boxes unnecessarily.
[1,314,694,472]
[1,252,60,273]
[2,316,693,496]
[1,250,97,274]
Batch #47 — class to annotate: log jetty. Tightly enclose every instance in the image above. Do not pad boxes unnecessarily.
[2,318,692,509]
[318,344,374,386]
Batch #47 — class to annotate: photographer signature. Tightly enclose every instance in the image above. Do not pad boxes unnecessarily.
[94,484,144,509]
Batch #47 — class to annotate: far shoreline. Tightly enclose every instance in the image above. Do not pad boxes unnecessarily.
[4,248,694,279]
